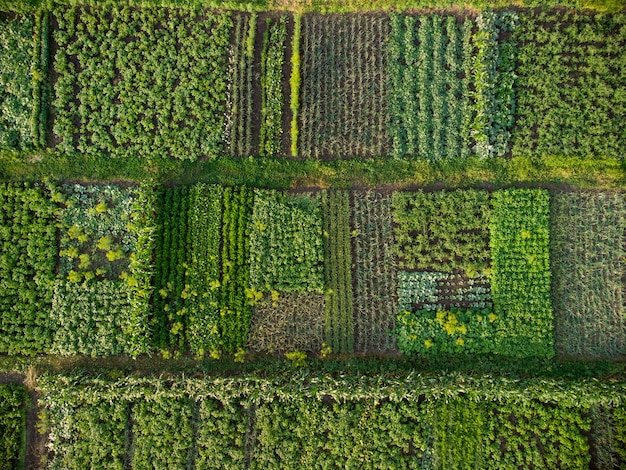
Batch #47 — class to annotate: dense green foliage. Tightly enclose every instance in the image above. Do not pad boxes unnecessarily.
[260,16,287,156]
[396,307,499,355]
[300,14,390,157]
[490,189,553,358]
[185,184,223,358]
[38,374,626,469]
[391,190,491,272]
[388,14,471,160]
[248,292,325,353]
[289,14,302,156]
[50,280,134,357]
[322,190,353,354]
[0,14,37,150]
[512,11,626,160]
[46,401,127,470]
[352,191,397,352]
[132,397,194,469]
[470,11,517,158]
[551,192,626,358]
[0,182,56,354]
[58,184,136,281]
[153,186,190,352]
[226,13,256,157]
[220,186,253,353]
[249,189,324,292]
[0,385,27,470]
[53,7,232,161]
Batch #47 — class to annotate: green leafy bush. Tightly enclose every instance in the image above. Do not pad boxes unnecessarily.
[45,401,127,470]
[249,189,323,292]
[512,11,626,160]
[391,190,491,272]
[132,397,194,469]
[196,399,247,468]
[490,189,553,358]
[0,385,27,470]
[0,182,57,354]
[52,7,232,161]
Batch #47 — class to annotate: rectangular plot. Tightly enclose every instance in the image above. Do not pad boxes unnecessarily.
[551,192,626,358]
[300,14,390,158]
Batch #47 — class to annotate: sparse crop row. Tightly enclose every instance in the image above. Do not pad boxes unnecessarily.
[260,16,287,156]
[52,7,232,161]
[322,190,353,354]
[226,13,256,157]
[351,191,397,352]
[300,14,390,158]
[512,11,626,160]
[38,374,626,469]
[551,192,626,358]
[0,385,27,469]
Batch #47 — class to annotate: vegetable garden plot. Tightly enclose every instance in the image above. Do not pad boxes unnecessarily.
[551,192,626,358]
[352,191,398,353]
[54,184,155,357]
[299,14,390,158]
[0,182,57,355]
[0,12,45,150]
[51,7,232,161]
[225,13,256,157]
[247,292,325,353]
[392,189,553,358]
[512,11,626,160]
[0,385,27,469]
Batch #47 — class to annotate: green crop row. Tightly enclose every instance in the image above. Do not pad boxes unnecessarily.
[38,373,626,469]
[260,16,287,157]
[322,190,354,354]
[0,182,57,354]
[0,385,27,469]
[226,13,256,157]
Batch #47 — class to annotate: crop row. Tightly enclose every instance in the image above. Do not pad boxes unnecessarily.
[38,374,626,469]
[1,9,623,160]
